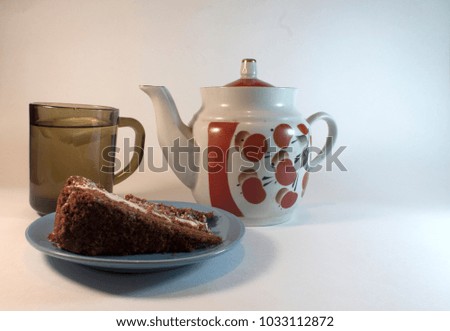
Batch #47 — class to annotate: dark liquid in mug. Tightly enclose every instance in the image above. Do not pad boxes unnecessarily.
[30,117,117,215]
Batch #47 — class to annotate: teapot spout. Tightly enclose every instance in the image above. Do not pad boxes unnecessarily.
[140,85,197,189]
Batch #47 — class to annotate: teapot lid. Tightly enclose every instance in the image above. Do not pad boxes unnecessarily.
[225,59,273,87]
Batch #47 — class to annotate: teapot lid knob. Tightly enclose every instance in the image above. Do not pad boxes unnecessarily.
[241,58,257,79]
[225,58,273,87]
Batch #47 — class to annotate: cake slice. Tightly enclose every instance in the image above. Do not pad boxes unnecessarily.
[48,176,222,256]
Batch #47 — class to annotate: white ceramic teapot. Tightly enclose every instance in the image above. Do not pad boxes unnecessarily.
[140,59,337,226]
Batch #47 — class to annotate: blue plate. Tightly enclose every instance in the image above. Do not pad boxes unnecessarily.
[25,201,245,273]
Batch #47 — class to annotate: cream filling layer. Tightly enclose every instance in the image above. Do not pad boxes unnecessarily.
[151,209,202,228]
[72,184,147,213]
[71,184,206,228]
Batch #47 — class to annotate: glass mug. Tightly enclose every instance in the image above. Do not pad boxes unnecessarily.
[29,102,145,215]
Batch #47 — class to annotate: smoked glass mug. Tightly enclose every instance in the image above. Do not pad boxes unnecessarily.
[29,102,145,215]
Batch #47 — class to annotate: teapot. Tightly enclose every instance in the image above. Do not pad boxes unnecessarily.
[140,59,337,226]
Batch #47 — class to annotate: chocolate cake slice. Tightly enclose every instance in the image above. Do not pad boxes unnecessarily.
[48,176,222,256]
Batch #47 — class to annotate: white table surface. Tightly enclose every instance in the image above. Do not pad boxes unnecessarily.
[2,172,449,311]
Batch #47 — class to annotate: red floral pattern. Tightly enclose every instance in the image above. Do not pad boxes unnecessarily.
[235,122,309,209]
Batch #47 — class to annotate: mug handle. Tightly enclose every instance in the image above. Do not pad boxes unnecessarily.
[113,117,146,185]
[306,112,338,169]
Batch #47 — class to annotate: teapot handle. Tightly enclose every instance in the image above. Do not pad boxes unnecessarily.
[306,112,338,169]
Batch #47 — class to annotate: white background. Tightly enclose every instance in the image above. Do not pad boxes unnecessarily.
[0,0,449,311]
